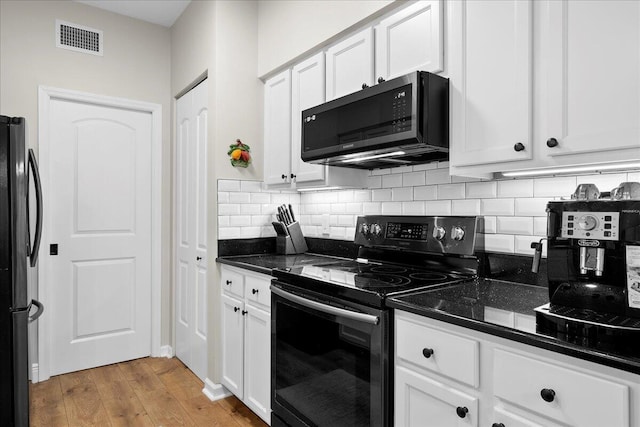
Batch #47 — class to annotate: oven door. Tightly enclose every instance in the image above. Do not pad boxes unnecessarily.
[271,281,389,427]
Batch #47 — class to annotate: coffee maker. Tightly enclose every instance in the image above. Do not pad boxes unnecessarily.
[535,183,640,355]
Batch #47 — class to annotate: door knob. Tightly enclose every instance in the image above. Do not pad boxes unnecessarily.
[252,289,259,295]
[226,280,232,285]
[281,174,287,180]
[196,256,202,261]
[422,348,434,358]
[546,137,559,147]
[233,307,239,312]
[540,388,556,402]
[362,83,369,89]
[514,142,525,152]
[377,77,385,83]
[456,407,468,418]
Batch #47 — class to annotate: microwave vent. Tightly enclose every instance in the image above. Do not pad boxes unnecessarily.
[56,20,103,56]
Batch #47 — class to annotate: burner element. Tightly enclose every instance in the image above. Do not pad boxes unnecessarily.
[370,266,407,274]
[355,273,411,288]
[409,272,450,282]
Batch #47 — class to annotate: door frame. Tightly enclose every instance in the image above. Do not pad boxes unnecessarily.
[36,86,163,382]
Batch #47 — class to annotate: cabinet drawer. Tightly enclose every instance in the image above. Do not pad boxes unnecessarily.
[493,349,629,427]
[221,267,244,298]
[245,273,271,310]
[396,313,479,387]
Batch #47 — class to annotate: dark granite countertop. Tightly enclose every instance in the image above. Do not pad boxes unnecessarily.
[388,279,640,375]
[216,253,346,275]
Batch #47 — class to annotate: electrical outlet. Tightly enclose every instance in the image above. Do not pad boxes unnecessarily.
[322,214,330,235]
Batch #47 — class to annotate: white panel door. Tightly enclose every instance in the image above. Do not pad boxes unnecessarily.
[175,79,208,381]
[48,99,152,376]
[264,69,292,186]
[291,52,326,184]
[326,28,375,101]
[544,0,640,159]
[449,0,533,167]
[375,0,444,80]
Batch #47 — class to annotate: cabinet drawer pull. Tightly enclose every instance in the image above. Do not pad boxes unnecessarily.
[422,348,434,358]
[241,310,248,316]
[362,83,369,89]
[514,142,525,152]
[281,174,287,180]
[226,280,232,285]
[492,424,505,427]
[233,307,239,312]
[456,406,468,418]
[290,173,296,180]
[252,288,259,295]
[377,77,385,84]
[540,388,556,402]
[546,137,559,147]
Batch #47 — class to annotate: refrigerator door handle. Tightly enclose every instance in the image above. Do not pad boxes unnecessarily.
[28,149,43,267]
[28,299,44,323]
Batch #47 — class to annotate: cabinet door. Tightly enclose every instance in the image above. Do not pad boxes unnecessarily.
[492,406,560,427]
[544,0,640,162]
[375,0,443,80]
[243,304,271,424]
[395,366,478,427]
[221,294,244,398]
[450,0,533,167]
[264,69,292,186]
[291,52,326,184]
[326,27,375,101]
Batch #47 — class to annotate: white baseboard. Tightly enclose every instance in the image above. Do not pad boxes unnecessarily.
[159,345,174,358]
[203,378,232,401]
[31,363,39,383]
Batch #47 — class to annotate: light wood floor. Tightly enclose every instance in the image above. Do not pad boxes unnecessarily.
[30,357,269,427]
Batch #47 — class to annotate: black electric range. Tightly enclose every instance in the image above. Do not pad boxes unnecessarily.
[270,215,480,427]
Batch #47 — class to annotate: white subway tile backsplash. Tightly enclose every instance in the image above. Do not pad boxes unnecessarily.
[218,216,230,227]
[229,215,251,227]
[218,180,241,191]
[414,185,438,200]
[271,193,292,205]
[628,171,640,182]
[367,175,382,189]
[330,227,347,239]
[392,187,413,201]
[382,173,403,188]
[338,215,355,226]
[481,199,514,216]
[330,203,346,213]
[338,190,354,203]
[452,199,481,215]
[497,179,533,198]
[381,202,403,215]
[251,215,271,226]
[466,181,497,198]
[240,180,262,192]
[240,204,261,215]
[353,190,371,202]
[425,200,452,215]
[391,166,413,174]
[345,203,363,214]
[480,216,497,233]
[483,234,515,253]
[250,193,271,204]
[533,176,577,197]
[362,202,382,214]
[496,216,533,235]
[229,192,251,204]
[371,168,391,176]
[514,198,548,216]
[412,162,438,171]
[402,171,426,187]
[219,204,240,215]
[426,168,451,185]
[533,217,547,236]
[437,161,450,169]
[372,189,392,202]
[437,183,465,200]
[515,235,546,256]
[241,226,262,238]
[402,201,426,215]
[218,192,230,203]
[218,227,239,239]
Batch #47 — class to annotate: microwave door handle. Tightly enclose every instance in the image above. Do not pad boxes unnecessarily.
[271,286,379,325]
[28,149,43,267]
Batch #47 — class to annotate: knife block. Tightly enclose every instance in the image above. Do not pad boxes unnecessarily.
[275,222,308,255]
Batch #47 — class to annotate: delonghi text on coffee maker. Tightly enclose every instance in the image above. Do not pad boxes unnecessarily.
[535,182,640,355]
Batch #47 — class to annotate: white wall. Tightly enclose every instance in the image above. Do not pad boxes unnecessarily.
[0,0,173,360]
[257,0,397,77]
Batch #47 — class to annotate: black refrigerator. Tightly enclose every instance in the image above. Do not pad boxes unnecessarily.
[0,115,44,426]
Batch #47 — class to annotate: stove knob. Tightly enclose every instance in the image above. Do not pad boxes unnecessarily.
[370,223,382,237]
[433,226,446,240]
[360,223,370,236]
[578,215,598,231]
[451,226,465,241]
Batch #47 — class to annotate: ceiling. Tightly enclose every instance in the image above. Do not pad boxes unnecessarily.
[74,0,191,27]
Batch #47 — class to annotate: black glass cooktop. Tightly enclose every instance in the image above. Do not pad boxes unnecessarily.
[273,259,475,307]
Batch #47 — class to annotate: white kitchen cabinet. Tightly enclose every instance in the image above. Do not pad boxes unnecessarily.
[394,310,640,427]
[395,366,478,427]
[375,0,443,80]
[264,69,292,186]
[542,0,640,166]
[220,265,271,425]
[450,0,640,177]
[449,0,534,169]
[326,27,375,101]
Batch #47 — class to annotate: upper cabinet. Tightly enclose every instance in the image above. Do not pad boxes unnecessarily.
[326,28,375,101]
[449,0,534,169]
[450,0,640,177]
[375,0,444,80]
[263,69,292,186]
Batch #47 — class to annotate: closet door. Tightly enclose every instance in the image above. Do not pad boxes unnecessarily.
[175,79,208,381]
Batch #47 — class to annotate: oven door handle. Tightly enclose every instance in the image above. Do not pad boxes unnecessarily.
[272,286,380,325]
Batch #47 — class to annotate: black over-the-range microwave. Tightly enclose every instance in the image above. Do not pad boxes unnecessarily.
[301,71,449,170]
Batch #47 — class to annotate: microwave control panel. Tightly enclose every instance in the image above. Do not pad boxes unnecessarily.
[391,86,411,134]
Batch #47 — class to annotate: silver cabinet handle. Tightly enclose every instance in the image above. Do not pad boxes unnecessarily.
[271,286,379,325]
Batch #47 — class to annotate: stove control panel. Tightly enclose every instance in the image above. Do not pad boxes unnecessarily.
[355,215,479,255]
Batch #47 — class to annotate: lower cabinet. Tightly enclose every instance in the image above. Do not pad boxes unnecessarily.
[394,310,639,427]
[220,265,271,425]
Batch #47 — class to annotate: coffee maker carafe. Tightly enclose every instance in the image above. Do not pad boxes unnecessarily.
[535,184,640,354]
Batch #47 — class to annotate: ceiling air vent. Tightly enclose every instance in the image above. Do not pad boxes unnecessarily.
[55,20,103,56]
